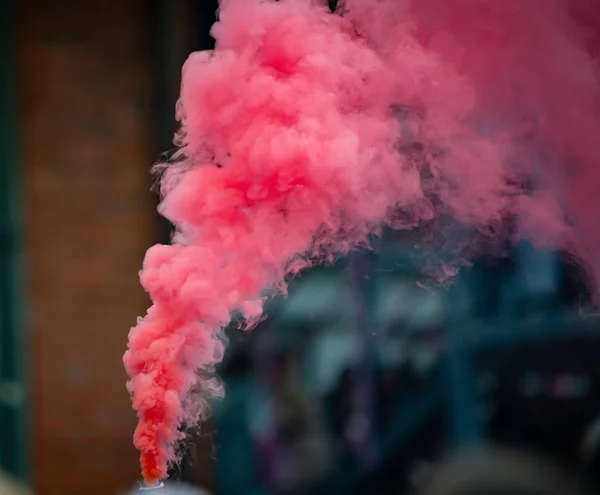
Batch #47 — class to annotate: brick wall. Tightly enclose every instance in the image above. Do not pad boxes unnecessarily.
[16,2,156,493]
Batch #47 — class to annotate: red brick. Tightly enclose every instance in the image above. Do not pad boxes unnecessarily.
[17,2,156,493]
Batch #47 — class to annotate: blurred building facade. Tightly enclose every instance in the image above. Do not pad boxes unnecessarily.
[16,1,156,493]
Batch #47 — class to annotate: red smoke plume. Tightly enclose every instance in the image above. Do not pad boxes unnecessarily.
[123,0,600,483]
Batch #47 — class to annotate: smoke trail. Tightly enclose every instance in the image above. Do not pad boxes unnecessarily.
[344,0,600,274]
[124,0,600,482]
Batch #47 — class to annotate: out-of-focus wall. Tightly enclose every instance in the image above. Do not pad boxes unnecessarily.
[16,2,155,494]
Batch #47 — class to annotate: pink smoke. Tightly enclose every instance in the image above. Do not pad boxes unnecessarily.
[123,0,600,482]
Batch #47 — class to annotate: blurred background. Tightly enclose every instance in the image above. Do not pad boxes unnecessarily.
[2,1,600,494]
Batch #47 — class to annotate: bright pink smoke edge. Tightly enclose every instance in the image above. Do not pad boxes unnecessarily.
[123,0,600,482]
